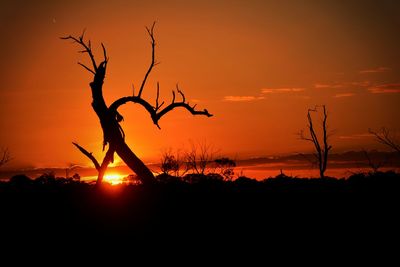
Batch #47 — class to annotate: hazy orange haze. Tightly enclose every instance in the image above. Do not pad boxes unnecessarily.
[0,0,399,169]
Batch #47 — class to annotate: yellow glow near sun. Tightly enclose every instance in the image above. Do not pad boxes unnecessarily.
[103,173,125,185]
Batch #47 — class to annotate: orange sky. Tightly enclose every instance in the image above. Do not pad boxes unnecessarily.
[0,0,399,169]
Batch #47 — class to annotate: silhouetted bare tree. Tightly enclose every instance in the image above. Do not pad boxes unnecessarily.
[369,127,400,155]
[299,105,332,179]
[160,149,181,176]
[184,141,216,175]
[362,149,386,173]
[62,23,212,185]
[0,147,11,168]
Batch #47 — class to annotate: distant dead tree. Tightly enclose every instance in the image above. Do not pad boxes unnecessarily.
[369,127,400,155]
[299,105,332,179]
[0,147,11,168]
[62,23,212,185]
[362,149,386,173]
[160,149,181,176]
[184,141,216,175]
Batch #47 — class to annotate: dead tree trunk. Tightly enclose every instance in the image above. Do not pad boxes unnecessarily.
[62,23,212,185]
[299,105,332,179]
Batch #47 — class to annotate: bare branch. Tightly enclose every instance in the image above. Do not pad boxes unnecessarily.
[77,62,96,74]
[61,30,110,78]
[155,82,165,111]
[0,147,11,167]
[72,142,101,171]
[172,90,176,103]
[298,129,314,142]
[156,100,213,121]
[101,43,107,62]
[176,84,185,102]
[138,21,157,98]
[110,85,212,129]
[369,127,400,154]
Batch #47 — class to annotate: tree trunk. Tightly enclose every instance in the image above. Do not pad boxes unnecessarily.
[90,69,156,185]
[64,29,210,186]
[116,141,156,185]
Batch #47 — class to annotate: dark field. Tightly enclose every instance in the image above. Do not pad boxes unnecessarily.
[1,171,399,254]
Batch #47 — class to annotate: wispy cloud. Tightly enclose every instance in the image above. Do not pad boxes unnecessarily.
[314,83,344,89]
[368,83,400,94]
[315,81,371,89]
[359,67,391,74]
[223,96,265,102]
[349,81,371,87]
[334,93,355,98]
[261,88,304,94]
[338,133,373,140]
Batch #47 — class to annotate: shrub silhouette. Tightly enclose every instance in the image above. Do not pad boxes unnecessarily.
[214,157,236,181]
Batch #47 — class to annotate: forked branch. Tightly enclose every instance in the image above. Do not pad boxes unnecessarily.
[369,127,400,154]
[61,30,108,75]
[109,22,212,128]
[72,142,101,171]
[138,21,158,98]
[109,84,212,129]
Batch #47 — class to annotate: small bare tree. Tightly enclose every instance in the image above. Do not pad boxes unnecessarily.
[62,23,212,185]
[299,105,332,179]
[369,127,400,155]
[0,147,11,168]
[362,149,386,173]
[184,141,216,175]
[160,149,181,176]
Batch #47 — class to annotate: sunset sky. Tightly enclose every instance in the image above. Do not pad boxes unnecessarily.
[0,0,399,170]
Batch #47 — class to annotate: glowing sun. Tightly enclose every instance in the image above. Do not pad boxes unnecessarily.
[103,173,125,185]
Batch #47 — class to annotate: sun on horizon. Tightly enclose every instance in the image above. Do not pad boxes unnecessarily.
[103,173,125,185]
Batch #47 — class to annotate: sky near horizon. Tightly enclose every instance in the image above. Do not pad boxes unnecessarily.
[0,0,399,169]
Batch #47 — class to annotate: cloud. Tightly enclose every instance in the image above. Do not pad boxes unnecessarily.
[359,67,391,74]
[334,93,355,98]
[314,83,344,89]
[261,88,304,94]
[368,83,400,94]
[338,133,373,140]
[315,81,371,89]
[349,81,371,87]
[223,96,265,102]
[223,87,304,102]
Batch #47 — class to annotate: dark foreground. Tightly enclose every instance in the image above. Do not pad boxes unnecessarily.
[0,172,399,260]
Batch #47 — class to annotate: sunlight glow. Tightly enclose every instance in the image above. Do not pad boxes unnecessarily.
[103,173,125,185]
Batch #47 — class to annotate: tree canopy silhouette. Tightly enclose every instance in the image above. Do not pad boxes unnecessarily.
[62,23,212,185]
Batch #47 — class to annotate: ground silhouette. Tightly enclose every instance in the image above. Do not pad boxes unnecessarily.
[1,171,399,252]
